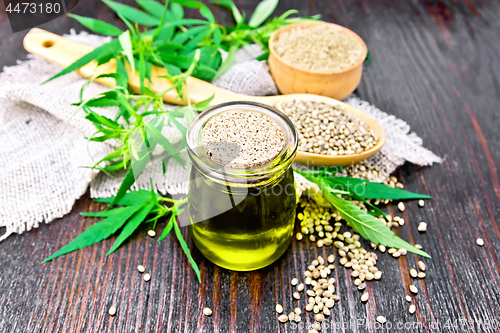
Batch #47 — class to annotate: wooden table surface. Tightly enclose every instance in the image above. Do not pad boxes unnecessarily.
[1,0,500,332]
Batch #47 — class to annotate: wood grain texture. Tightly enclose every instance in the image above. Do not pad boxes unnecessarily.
[1,0,500,332]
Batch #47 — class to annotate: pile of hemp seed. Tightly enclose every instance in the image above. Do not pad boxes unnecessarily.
[275,179,430,331]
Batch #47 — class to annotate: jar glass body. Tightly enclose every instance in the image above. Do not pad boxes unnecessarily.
[186,101,298,271]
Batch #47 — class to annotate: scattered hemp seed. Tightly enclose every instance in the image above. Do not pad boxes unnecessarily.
[409,304,416,314]
[410,269,418,278]
[275,304,283,314]
[293,292,300,300]
[376,316,387,324]
[314,313,325,322]
[308,330,319,333]
[147,230,156,238]
[418,261,426,271]
[203,307,213,316]
[296,233,303,241]
[398,202,405,212]
[109,306,117,316]
[409,285,418,294]
[288,312,295,321]
[361,292,369,303]
[143,273,151,282]
[278,314,288,323]
[295,308,302,315]
[137,265,145,273]
[406,295,412,302]
[291,278,298,286]
[418,272,426,279]
[297,283,305,292]
[418,222,427,232]
[476,238,484,246]
[418,200,425,207]
[415,244,423,249]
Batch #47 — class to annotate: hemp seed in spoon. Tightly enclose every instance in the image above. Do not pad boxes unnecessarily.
[275,99,377,156]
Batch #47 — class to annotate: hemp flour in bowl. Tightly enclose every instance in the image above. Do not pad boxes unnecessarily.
[268,21,367,100]
[272,25,365,72]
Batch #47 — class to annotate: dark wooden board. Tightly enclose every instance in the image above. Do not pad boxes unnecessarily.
[1,0,500,332]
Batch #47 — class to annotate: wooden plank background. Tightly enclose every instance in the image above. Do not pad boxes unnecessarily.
[1,0,500,332]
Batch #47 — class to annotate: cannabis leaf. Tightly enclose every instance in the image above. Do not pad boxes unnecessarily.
[42,205,143,262]
[68,14,123,36]
[296,170,432,258]
[172,214,201,281]
[248,0,279,27]
[118,30,135,73]
[44,39,120,83]
[324,177,432,201]
[324,191,430,258]
[43,187,200,281]
[103,0,161,26]
[107,201,155,254]
[158,213,175,241]
[210,0,243,24]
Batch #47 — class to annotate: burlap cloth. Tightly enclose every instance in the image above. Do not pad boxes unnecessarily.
[0,31,442,241]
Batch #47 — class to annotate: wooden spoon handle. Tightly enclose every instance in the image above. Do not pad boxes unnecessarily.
[23,28,243,105]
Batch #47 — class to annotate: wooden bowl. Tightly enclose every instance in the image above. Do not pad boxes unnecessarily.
[268,21,368,101]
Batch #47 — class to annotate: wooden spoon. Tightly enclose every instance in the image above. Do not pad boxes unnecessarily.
[23,28,385,166]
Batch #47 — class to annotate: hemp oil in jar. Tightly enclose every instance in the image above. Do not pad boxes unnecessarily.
[186,102,298,271]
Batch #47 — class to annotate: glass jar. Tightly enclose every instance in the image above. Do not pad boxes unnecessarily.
[186,101,298,271]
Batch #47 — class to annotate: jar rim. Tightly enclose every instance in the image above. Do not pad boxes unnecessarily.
[187,101,298,184]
